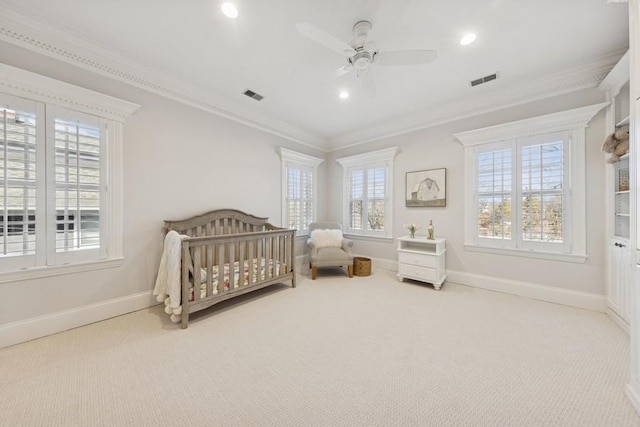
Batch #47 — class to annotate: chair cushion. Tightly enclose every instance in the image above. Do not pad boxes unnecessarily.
[310,229,343,248]
[312,247,352,266]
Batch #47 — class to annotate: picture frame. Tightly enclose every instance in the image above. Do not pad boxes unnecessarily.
[406,168,446,207]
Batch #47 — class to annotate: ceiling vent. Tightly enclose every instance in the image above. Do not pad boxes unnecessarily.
[243,89,264,101]
[470,73,498,87]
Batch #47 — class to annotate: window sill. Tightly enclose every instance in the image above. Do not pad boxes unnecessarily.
[344,234,394,243]
[0,257,124,284]
[464,244,587,263]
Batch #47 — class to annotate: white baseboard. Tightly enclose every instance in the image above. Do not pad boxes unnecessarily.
[0,291,157,349]
[626,383,640,415]
[446,270,607,312]
[607,307,630,334]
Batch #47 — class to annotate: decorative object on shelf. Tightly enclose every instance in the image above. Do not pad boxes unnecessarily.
[618,168,630,192]
[405,168,446,207]
[404,223,418,238]
[427,220,435,240]
[602,128,629,163]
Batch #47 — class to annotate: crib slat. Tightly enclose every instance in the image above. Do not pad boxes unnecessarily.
[181,242,190,328]
[217,242,225,294]
[206,243,213,297]
[248,238,254,285]
[228,241,235,289]
[239,242,246,287]
[193,248,202,301]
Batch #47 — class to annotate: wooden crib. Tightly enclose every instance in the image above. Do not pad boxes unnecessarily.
[164,209,296,328]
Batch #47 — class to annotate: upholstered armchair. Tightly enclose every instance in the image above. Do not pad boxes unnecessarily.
[307,222,353,280]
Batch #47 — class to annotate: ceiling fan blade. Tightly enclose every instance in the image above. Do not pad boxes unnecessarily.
[359,68,376,98]
[375,50,437,66]
[331,64,353,80]
[295,23,356,57]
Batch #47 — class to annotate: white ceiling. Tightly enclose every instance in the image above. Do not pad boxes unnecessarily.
[0,0,630,150]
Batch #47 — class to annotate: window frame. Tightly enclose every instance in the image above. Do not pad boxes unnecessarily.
[336,147,398,239]
[455,103,608,263]
[0,63,139,282]
[279,148,323,236]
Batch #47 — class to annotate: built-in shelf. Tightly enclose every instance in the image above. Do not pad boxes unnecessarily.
[617,115,630,127]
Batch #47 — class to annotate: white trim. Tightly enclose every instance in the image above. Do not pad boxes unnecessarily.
[626,384,640,416]
[598,50,630,96]
[328,52,621,151]
[464,244,588,263]
[453,102,609,147]
[339,256,606,311]
[0,289,155,349]
[446,269,607,312]
[457,104,607,259]
[0,66,128,274]
[0,63,139,121]
[0,7,623,152]
[335,147,399,167]
[0,8,322,150]
[336,148,398,239]
[608,307,630,334]
[0,257,123,284]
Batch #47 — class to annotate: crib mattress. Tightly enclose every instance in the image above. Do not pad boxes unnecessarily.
[190,258,283,301]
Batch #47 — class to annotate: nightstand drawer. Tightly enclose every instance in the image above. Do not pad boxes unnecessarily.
[398,251,436,268]
[398,264,437,282]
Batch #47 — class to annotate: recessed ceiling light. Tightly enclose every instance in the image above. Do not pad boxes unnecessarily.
[339,91,349,100]
[460,33,477,46]
[221,2,238,18]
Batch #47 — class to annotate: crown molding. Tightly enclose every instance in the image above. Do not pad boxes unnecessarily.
[328,51,623,151]
[453,102,609,147]
[598,50,629,96]
[0,5,623,154]
[0,6,328,150]
[0,63,140,121]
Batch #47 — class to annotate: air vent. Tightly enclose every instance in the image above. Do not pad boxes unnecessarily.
[243,89,264,101]
[470,73,498,87]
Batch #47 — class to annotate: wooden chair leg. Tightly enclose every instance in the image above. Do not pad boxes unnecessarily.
[348,265,353,278]
[311,266,317,280]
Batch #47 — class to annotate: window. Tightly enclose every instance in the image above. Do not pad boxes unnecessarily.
[280,148,323,236]
[0,64,138,279]
[455,103,608,262]
[336,147,397,238]
[475,133,568,253]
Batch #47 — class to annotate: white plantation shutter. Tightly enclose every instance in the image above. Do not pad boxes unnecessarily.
[472,132,570,253]
[0,95,45,270]
[476,145,513,246]
[337,147,396,238]
[0,64,136,277]
[348,169,364,230]
[366,167,386,231]
[347,166,387,232]
[285,163,314,232]
[47,107,106,264]
[280,148,322,235]
[519,133,568,252]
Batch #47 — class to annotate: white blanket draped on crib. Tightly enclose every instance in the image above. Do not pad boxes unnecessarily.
[153,230,187,323]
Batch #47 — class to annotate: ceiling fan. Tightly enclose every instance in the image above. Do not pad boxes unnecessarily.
[295,20,437,97]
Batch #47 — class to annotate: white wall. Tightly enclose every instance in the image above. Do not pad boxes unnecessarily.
[0,43,325,331]
[327,88,608,296]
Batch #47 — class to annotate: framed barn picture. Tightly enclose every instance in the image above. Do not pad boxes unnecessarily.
[406,168,446,207]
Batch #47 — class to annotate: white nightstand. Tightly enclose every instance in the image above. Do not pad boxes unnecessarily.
[396,236,446,290]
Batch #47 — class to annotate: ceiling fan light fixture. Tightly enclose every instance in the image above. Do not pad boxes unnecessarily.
[460,33,477,46]
[221,2,238,18]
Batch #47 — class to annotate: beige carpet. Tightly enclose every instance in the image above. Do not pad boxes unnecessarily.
[2,269,640,427]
